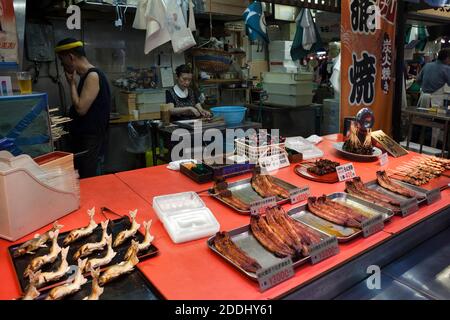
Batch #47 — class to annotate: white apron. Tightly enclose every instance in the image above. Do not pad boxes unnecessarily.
[417,85,446,109]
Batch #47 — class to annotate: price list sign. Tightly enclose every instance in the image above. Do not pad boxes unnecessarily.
[309,236,340,265]
[257,258,294,292]
[289,187,310,204]
[336,163,357,182]
[362,214,384,238]
[250,196,277,215]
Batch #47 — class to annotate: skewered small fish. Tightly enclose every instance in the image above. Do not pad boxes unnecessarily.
[63,208,98,246]
[24,230,62,278]
[73,220,109,260]
[113,210,140,248]
[83,269,104,301]
[14,221,64,258]
[22,272,41,300]
[32,247,70,288]
[84,235,116,273]
[124,220,154,260]
[98,242,139,286]
[45,259,88,300]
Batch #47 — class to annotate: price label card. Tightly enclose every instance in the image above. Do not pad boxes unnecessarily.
[426,188,441,205]
[260,154,290,173]
[257,258,294,292]
[362,214,384,237]
[250,196,277,215]
[309,236,340,265]
[401,200,419,218]
[379,153,389,166]
[336,163,357,182]
[289,187,310,204]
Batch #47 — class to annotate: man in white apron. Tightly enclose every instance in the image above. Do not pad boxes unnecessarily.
[416,48,450,148]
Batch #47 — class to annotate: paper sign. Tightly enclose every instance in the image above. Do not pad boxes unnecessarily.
[0,77,13,96]
[361,214,384,237]
[379,153,389,166]
[260,153,290,173]
[289,187,310,204]
[250,196,277,215]
[257,258,294,292]
[160,67,175,88]
[336,163,357,182]
[309,236,340,264]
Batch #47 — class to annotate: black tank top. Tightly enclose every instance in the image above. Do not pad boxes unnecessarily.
[69,68,111,136]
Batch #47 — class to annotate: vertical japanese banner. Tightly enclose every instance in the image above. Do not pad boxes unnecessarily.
[0,0,18,65]
[341,0,397,135]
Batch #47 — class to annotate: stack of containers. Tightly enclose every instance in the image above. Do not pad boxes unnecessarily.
[268,41,299,73]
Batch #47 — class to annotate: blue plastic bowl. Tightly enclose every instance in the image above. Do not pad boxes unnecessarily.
[210,106,247,126]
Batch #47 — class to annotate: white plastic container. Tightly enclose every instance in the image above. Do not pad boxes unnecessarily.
[263,82,314,95]
[262,72,314,84]
[269,60,299,73]
[0,151,79,241]
[152,192,220,243]
[285,137,324,160]
[269,41,293,51]
[266,93,314,107]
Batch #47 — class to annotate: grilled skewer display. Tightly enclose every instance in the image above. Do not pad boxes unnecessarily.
[343,122,373,155]
[376,171,424,200]
[24,230,62,278]
[113,210,140,248]
[306,159,340,176]
[63,208,98,246]
[32,247,70,288]
[73,220,109,260]
[45,259,88,300]
[14,221,64,258]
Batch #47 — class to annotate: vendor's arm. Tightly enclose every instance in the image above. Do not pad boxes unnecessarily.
[170,106,201,117]
[67,71,100,116]
[416,68,424,86]
[194,103,211,117]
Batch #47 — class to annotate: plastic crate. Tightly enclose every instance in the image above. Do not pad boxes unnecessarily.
[235,135,286,163]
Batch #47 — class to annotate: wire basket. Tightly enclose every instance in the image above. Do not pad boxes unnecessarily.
[192,48,233,74]
[235,135,286,163]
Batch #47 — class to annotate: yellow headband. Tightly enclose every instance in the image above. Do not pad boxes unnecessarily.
[55,41,84,53]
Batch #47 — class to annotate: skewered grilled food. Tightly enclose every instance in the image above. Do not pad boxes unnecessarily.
[98,242,139,286]
[83,269,104,301]
[14,221,64,258]
[213,232,262,273]
[307,159,340,176]
[63,208,98,246]
[84,235,116,273]
[24,230,62,278]
[343,122,373,155]
[32,247,70,288]
[113,210,140,248]
[376,171,424,200]
[124,220,154,260]
[73,220,109,260]
[45,259,88,300]
[22,273,40,300]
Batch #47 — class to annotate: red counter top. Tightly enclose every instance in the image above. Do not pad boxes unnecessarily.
[1,135,448,300]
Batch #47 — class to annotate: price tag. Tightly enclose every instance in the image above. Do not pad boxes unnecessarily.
[257,258,294,292]
[361,214,384,237]
[309,236,340,264]
[379,153,389,166]
[426,188,441,205]
[401,200,419,217]
[250,196,277,215]
[289,187,310,204]
[336,163,357,182]
[259,154,290,172]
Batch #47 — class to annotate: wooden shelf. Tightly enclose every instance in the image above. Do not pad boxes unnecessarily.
[200,79,243,84]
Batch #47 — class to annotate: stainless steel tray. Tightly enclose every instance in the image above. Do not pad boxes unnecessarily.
[390,178,442,205]
[207,222,331,281]
[209,177,299,214]
[288,193,394,242]
[365,180,427,217]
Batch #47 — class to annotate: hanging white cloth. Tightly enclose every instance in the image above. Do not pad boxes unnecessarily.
[132,0,148,30]
[164,0,196,53]
[299,9,317,51]
[330,53,341,97]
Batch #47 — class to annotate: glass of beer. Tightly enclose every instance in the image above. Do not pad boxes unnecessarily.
[17,72,32,94]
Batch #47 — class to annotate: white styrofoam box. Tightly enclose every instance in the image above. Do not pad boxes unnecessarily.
[285,137,324,160]
[269,50,293,61]
[266,93,314,107]
[136,90,166,104]
[269,40,293,51]
[270,65,298,73]
[152,192,220,244]
[263,82,314,96]
[262,72,314,84]
[269,60,299,73]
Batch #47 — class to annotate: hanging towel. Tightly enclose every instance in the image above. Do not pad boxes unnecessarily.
[165,0,196,53]
[243,1,269,43]
[291,9,323,61]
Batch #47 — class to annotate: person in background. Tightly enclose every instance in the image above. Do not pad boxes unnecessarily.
[166,64,211,121]
[55,38,111,179]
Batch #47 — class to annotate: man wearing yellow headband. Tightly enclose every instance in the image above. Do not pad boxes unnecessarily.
[56,38,111,178]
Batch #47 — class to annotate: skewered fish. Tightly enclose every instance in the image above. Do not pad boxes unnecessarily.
[98,242,139,286]
[45,259,88,300]
[113,210,140,248]
[22,272,40,300]
[124,220,154,260]
[73,220,109,260]
[376,171,423,199]
[14,221,64,258]
[63,208,98,246]
[24,230,62,278]
[32,247,70,288]
[83,269,104,301]
[84,235,116,273]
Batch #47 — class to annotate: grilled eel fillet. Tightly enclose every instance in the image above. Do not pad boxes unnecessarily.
[213,232,262,273]
[307,197,361,228]
[213,182,250,211]
[316,196,367,223]
[251,173,290,199]
[345,178,401,214]
[376,171,422,199]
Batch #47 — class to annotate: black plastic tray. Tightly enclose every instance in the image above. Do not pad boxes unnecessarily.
[205,162,255,179]
[180,163,214,184]
[8,217,158,294]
